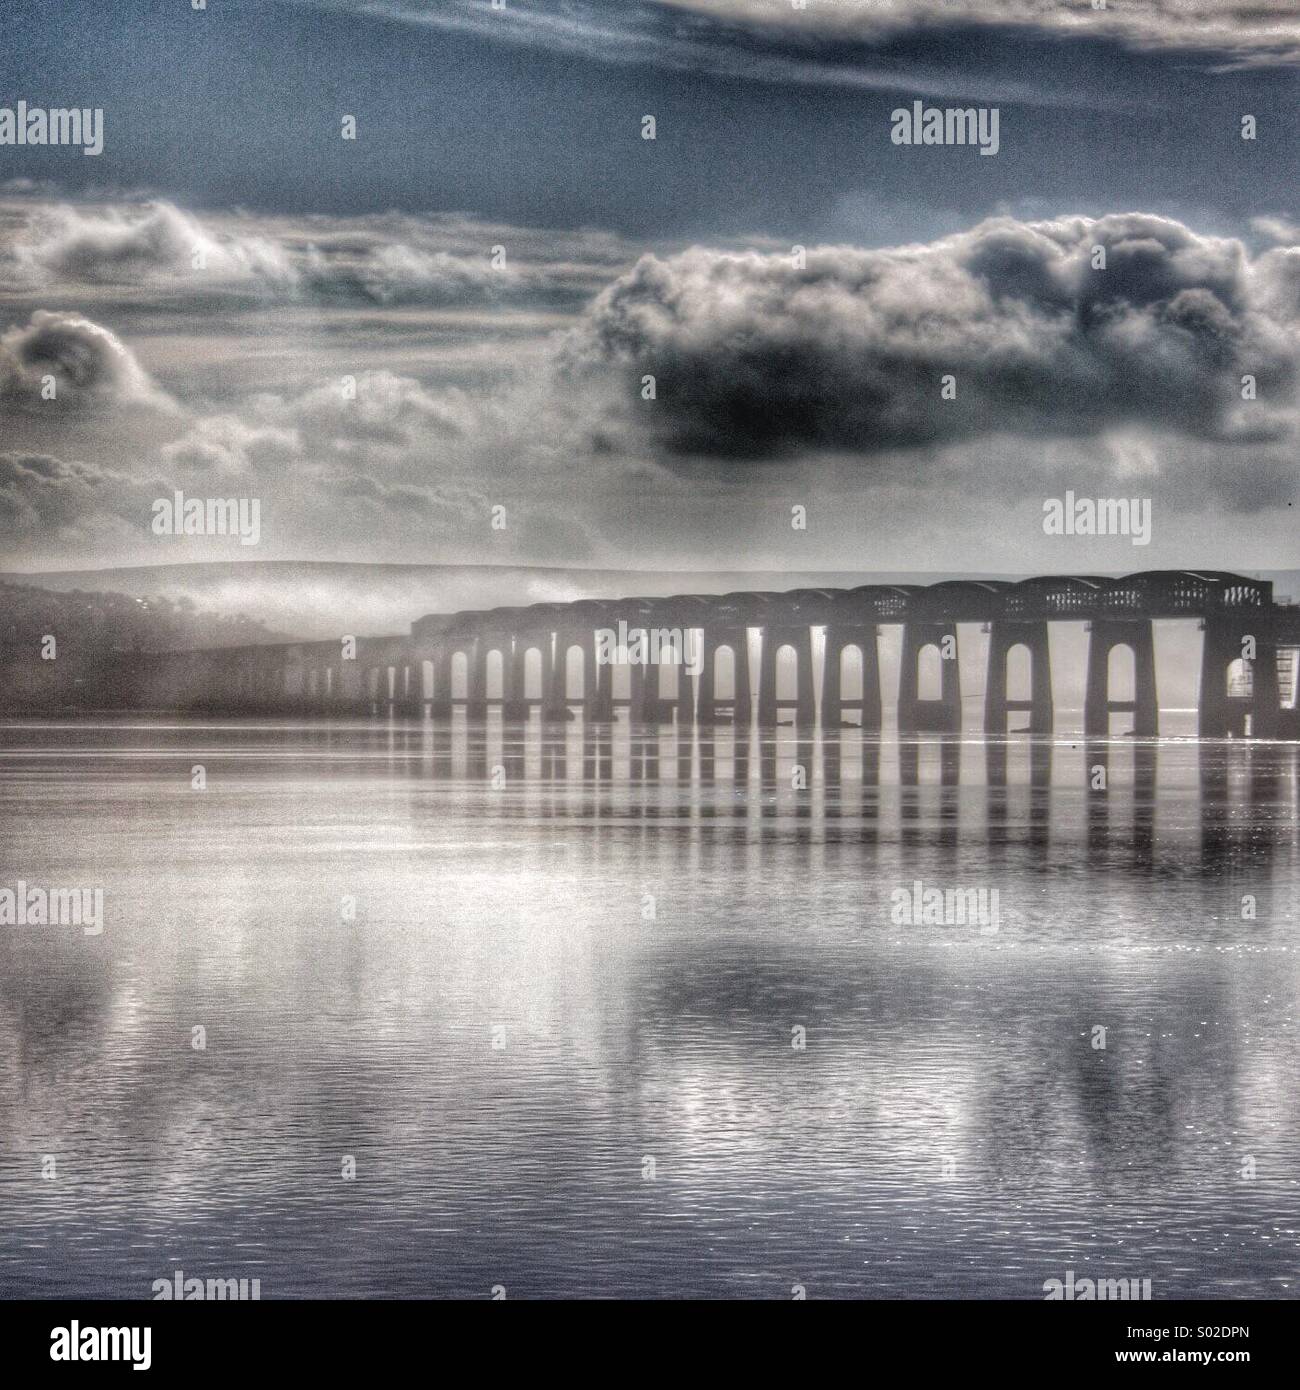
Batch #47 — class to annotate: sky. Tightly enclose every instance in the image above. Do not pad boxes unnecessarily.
[1,0,1297,578]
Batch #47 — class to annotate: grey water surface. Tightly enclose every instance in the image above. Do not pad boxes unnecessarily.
[0,717,1297,1299]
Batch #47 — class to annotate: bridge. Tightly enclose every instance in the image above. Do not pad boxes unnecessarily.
[95,570,1300,739]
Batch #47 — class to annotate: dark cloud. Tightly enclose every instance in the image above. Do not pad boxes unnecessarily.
[330,471,487,524]
[0,450,143,537]
[563,213,1300,459]
[0,309,176,413]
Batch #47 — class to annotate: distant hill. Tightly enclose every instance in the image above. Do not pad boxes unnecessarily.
[4,561,1295,643]
[0,561,985,641]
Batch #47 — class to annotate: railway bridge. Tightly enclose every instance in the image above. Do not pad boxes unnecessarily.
[105,570,1300,739]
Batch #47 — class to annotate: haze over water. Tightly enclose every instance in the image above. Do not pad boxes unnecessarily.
[1,717,1297,1299]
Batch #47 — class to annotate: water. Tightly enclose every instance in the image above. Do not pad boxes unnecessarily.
[1,717,1297,1300]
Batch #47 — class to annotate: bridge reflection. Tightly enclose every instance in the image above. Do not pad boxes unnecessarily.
[257,721,1295,880]
[2,720,1293,1299]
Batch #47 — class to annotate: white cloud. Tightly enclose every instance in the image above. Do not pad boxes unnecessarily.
[657,1,1300,64]
[1,199,637,308]
[9,201,297,291]
[1252,215,1300,246]
[160,416,302,475]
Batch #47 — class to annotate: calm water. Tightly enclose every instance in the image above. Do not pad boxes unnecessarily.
[1,716,1297,1300]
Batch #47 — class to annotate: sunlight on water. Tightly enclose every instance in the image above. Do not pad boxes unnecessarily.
[1,718,1297,1299]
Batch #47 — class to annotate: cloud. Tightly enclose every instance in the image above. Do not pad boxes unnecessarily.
[1,177,61,197]
[144,363,600,560]
[158,371,477,476]
[343,243,504,305]
[288,1,1300,79]
[2,199,631,309]
[153,370,517,531]
[327,471,489,526]
[662,1,1300,65]
[0,310,178,413]
[1252,215,1300,246]
[0,450,147,540]
[1253,245,1300,322]
[562,213,1300,459]
[261,370,475,446]
[159,416,302,475]
[10,202,297,290]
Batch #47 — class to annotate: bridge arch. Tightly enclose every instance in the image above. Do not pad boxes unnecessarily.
[774,643,799,701]
[711,643,737,699]
[450,651,469,701]
[521,645,546,701]
[1005,643,1033,703]
[1084,619,1157,736]
[916,643,945,702]
[484,648,506,702]
[560,644,583,700]
[1107,643,1137,703]
[838,643,865,700]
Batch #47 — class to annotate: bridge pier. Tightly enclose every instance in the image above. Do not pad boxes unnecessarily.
[627,662,655,724]
[431,650,454,718]
[536,637,561,721]
[1199,615,1279,737]
[585,635,615,722]
[984,620,1053,734]
[757,626,815,727]
[822,625,881,730]
[639,644,687,726]
[396,661,422,717]
[537,632,572,722]
[675,649,697,726]
[547,629,601,721]
[338,664,355,711]
[466,642,489,720]
[264,660,287,709]
[898,622,961,733]
[1085,619,1158,736]
[503,638,531,721]
[308,664,323,712]
[697,628,751,727]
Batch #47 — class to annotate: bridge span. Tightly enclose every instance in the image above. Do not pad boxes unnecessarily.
[103,571,1300,738]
